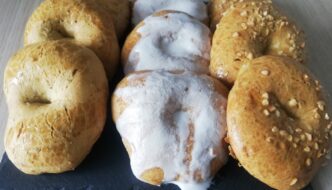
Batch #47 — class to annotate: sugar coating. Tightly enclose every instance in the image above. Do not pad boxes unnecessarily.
[125,12,211,75]
[114,71,228,190]
[132,0,208,25]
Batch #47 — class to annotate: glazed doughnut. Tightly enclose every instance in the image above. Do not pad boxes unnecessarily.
[227,56,331,190]
[3,40,108,174]
[122,11,211,75]
[132,0,208,26]
[210,0,306,84]
[24,0,120,79]
[112,71,228,189]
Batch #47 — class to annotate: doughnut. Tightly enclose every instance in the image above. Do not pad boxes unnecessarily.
[24,0,120,79]
[210,0,306,85]
[93,0,130,40]
[112,71,229,189]
[3,40,108,174]
[227,56,331,190]
[122,11,211,75]
[209,0,252,32]
[132,0,208,26]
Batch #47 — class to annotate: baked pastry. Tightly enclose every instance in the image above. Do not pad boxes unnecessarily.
[132,0,208,26]
[227,55,331,190]
[3,40,109,174]
[92,0,130,40]
[210,0,306,85]
[24,0,120,79]
[209,0,252,32]
[122,11,211,75]
[112,71,228,189]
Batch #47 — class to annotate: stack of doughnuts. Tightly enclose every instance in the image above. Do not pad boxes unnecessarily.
[114,1,230,189]
[3,0,331,190]
[209,0,331,190]
[3,0,129,174]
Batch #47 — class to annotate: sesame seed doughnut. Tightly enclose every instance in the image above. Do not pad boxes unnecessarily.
[112,71,228,189]
[3,40,108,174]
[132,0,209,26]
[209,0,252,32]
[24,0,120,79]
[210,0,306,85]
[227,56,331,190]
[122,11,211,75]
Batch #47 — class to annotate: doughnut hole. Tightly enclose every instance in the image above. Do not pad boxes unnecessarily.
[24,0,120,79]
[210,0,306,85]
[227,56,331,190]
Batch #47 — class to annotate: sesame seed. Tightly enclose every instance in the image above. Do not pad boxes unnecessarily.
[288,98,298,107]
[290,178,298,186]
[262,99,269,106]
[306,158,312,166]
[266,137,273,143]
[314,143,319,150]
[294,137,300,143]
[263,11,268,16]
[317,101,325,111]
[247,52,253,60]
[275,110,281,117]
[261,69,270,76]
[288,135,293,142]
[272,126,278,133]
[305,133,312,141]
[304,146,311,152]
[293,143,298,148]
[303,74,309,80]
[314,113,321,119]
[262,92,269,99]
[295,128,302,133]
[325,113,330,120]
[240,11,248,17]
[241,23,248,29]
[232,32,239,38]
[280,130,287,136]
[263,109,270,116]
[300,134,306,141]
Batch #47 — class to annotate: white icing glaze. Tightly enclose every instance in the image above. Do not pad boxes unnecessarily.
[132,0,208,25]
[114,71,228,190]
[125,12,211,75]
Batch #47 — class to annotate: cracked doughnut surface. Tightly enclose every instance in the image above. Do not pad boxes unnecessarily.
[3,40,109,174]
[112,71,228,189]
[227,56,331,190]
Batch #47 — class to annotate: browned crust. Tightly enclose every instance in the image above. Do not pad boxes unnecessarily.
[24,0,120,79]
[4,40,108,174]
[227,55,331,190]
